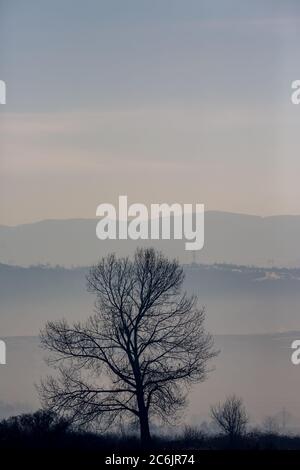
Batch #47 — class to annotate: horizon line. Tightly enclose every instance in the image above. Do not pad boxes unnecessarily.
[2,209,300,228]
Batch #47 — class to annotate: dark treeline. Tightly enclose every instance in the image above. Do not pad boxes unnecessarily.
[1,409,300,451]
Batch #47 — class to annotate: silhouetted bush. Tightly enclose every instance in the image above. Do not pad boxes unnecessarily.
[0,410,71,448]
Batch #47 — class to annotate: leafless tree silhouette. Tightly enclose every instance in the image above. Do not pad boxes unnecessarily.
[211,395,248,443]
[262,416,280,435]
[40,248,217,445]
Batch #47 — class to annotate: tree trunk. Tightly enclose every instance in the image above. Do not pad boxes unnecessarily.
[137,391,151,446]
[139,408,151,446]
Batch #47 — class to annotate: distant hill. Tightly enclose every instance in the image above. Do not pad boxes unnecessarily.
[1,263,300,336]
[1,211,300,267]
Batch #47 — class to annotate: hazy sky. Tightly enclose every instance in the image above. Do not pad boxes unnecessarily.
[0,0,300,225]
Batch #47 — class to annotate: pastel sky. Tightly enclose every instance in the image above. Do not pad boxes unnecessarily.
[0,0,300,225]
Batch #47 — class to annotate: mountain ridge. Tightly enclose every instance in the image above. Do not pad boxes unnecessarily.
[1,211,300,267]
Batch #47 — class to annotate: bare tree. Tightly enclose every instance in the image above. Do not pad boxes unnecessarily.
[210,395,248,442]
[262,416,280,435]
[40,248,217,445]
